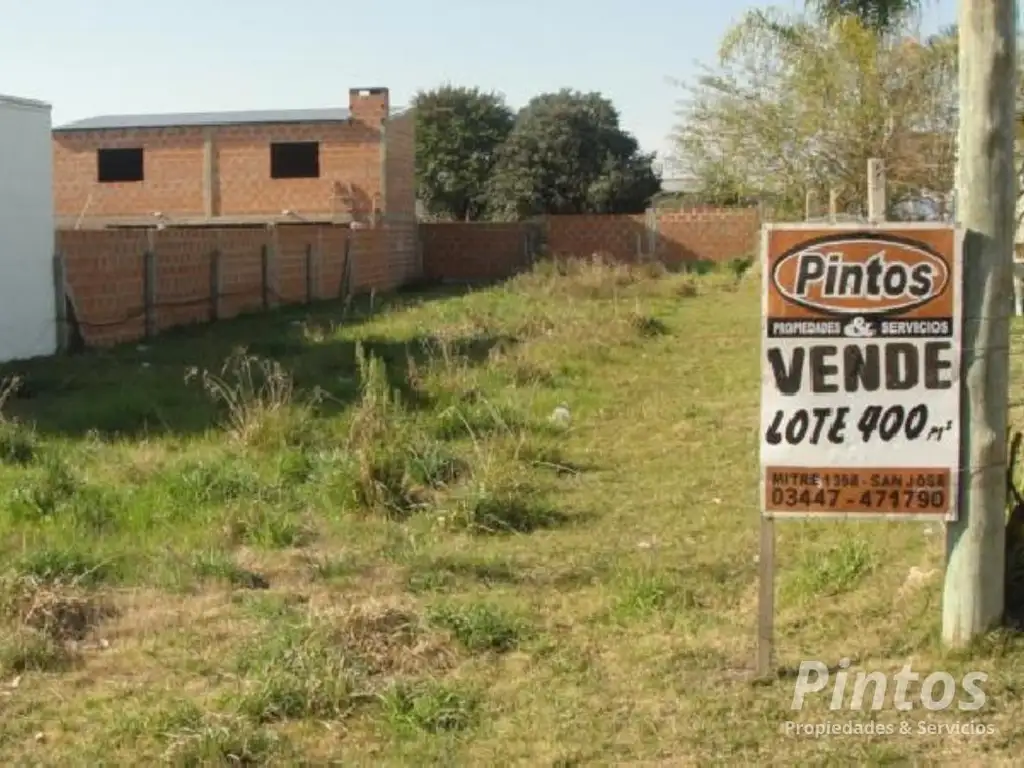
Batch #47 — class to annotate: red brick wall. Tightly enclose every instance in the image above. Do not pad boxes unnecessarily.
[420,223,534,282]
[655,208,760,266]
[53,122,383,221]
[55,222,414,347]
[547,214,649,262]
[58,230,148,345]
[216,122,381,217]
[421,209,759,281]
[54,130,207,219]
[50,208,757,348]
[547,209,759,266]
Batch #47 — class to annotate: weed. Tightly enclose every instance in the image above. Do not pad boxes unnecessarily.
[431,397,524,441]
[162,716,287,766]
[513,438,590,476]
[0,421,36,466]
[303,554,357,583]
[727,256,754,279]
[7,455,79,521]
[788,538,876,599]
[379,681,478,734]
[428,601,525,653]
[191,551,270,590]
[220,504,314,549]
[610,570,702,623]
[186,348,314,447]
[406,555,520,593]
[0,628,76,673]
[443,476,568,535]
[10,549,113,587]
[114,699,206,740]
[404,436,467,488]
[629,311,670,338]
[345,344,444,518]
[354,443,432,519]
[170,458,269,506]
[231,621,360,722]
[234,592,307,621]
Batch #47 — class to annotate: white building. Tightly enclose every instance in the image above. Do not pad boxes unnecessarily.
[0,94,57,362]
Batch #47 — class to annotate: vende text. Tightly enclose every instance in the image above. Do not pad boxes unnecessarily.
[767,341,953,396]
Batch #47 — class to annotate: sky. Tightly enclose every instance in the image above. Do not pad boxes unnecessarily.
[2,0,956,173]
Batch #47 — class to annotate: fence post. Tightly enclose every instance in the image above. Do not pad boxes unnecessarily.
[828,188,839,223]
[339,236,353,299]
[645,207,658,259]
[143,249,156,338]
[867,159,887,223]
[53,252,68,353]
[209,249,222,322]
[305,243,315,304]
[260,244,271,311]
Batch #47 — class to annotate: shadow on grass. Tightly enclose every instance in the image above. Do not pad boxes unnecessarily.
[0,288,518,439]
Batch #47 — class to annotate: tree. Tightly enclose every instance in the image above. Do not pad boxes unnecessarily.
[673,9,957,219]
[484,90,661,221]
[807,0,927,33]
[412,85,514,221]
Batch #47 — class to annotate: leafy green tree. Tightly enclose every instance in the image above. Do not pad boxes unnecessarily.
[412,85,514,221]
[673,9,957,219]
[484,90,661,220]
[807,0,926,33]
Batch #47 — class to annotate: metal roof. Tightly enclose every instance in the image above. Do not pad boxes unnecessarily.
[54,107,353,132]
[0,93,51,110]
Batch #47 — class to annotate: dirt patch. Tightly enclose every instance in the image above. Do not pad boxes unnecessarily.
[2,577,116,643]
[336,597,456,677]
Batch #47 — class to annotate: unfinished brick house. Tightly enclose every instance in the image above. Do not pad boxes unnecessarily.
[52,87,415,227]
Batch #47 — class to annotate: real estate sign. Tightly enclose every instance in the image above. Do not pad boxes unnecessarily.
[760,224,963,521]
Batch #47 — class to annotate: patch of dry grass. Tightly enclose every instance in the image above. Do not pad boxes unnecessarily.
[0,256,1022,764]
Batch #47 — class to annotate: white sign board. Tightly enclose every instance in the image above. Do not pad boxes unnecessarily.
[760,224,963,521]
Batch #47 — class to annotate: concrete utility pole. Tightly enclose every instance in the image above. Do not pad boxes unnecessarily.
[943,0,1017,647]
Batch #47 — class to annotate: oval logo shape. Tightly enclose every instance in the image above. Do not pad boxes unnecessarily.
[771,233,950,316]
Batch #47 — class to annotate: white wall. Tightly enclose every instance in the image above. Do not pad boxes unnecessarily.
[0,95,56,362]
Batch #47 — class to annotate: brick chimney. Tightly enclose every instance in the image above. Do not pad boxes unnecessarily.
[349,87,389,126]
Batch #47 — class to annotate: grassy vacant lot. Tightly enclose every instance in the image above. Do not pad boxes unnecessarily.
[1,258,1023,765]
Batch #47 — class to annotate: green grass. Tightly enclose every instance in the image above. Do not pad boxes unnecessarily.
[0,257,1022,764]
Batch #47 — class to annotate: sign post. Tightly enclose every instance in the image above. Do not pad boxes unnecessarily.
[757,223,964,676]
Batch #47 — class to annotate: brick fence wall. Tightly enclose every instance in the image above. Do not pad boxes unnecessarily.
[56,221,416,346]
[420,222,537,282]
[421,207,760,282]
[48,206,755,350]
